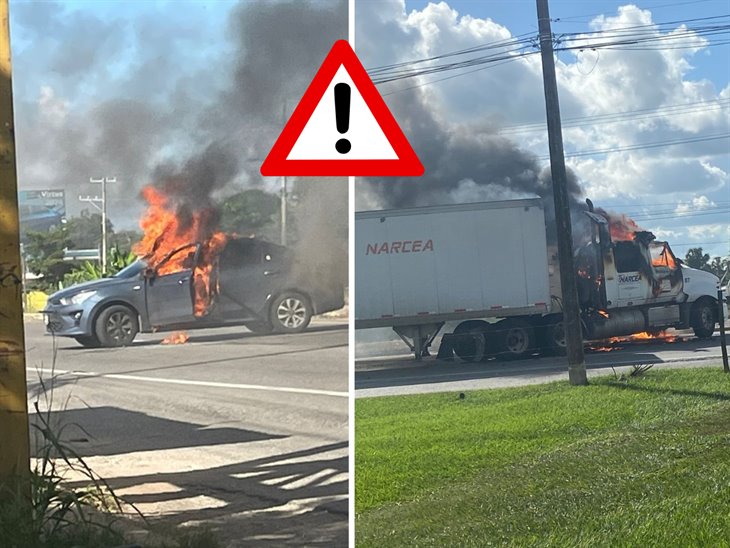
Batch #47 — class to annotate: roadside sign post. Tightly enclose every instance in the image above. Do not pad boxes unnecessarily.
[719,287,728,373]
[0,0,31,497]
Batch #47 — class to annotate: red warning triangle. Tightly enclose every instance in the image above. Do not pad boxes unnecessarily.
[260,40,423,177]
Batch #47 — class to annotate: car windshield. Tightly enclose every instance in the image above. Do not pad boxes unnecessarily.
[114,260,146,279]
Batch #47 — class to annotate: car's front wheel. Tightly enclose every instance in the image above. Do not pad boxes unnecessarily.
[74,335,101,348]
[270,292,312,333]
[94,305,139,347]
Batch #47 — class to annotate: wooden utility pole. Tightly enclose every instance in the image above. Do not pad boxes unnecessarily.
[0,0,31,492]
[536,0,587,385]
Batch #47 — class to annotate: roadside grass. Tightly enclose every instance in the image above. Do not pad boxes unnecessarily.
[355,367,730,546]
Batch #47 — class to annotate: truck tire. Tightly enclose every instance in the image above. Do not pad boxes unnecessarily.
[74,335,101,348]
[543,320,567,356]
[94,305,139,347]
[270,292,312,333]
[453,320,489,362]
[495,318,535,361]
[690,298,716,339]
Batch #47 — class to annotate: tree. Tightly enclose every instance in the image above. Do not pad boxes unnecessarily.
[23,226,73,290]
[709,255,730,284]
[22,211,122,290]
[65,210,113,250]
[219,189,279,237]
[685,247,710,271]
[109,229,141,254]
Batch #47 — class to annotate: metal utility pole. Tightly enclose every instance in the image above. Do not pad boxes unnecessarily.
[536,0,587,385]
[0,0,31,495]
[81,176,116,274]
[281,175,287,246]
[280,103,288,246]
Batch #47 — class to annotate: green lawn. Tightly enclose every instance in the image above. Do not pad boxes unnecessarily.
[356,367,730,547]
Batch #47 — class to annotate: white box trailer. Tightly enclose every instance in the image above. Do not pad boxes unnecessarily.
[356,198,723,362]
[355,199,553,357]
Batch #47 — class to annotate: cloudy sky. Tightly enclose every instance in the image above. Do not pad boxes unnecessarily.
[356,0,729,260]
[10,0,346,227]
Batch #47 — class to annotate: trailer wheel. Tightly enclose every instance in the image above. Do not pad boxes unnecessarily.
[690,298,716,339]
[495,319,535,361]
[544,320,567,356]
[452,320,489,362]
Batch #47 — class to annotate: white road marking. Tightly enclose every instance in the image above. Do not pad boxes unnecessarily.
[28,367,348,398]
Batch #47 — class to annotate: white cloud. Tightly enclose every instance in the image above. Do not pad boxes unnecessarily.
[675,195,715,214]
[38,85,68,125]
[357,0,729,255]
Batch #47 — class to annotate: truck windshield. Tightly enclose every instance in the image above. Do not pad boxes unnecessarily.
[114,260,147,279]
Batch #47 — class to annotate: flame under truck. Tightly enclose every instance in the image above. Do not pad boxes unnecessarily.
[355,198,723,361]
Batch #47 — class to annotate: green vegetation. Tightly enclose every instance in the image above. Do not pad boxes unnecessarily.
[685,246,729,282]
[356,368,730,546]
[22,211,140,291]
[62,246,137,286]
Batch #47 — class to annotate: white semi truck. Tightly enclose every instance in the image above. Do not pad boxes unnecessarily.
[355,198,723,361]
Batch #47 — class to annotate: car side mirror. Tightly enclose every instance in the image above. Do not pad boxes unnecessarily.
[143,268,156,281]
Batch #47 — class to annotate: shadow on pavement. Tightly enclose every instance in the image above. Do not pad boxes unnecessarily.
[356,336,723,390]
[30,406,348,545]
[29,406,285,457]
[50,322,348,351]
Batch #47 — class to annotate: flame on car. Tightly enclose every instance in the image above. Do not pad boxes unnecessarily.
[161,331,190,345]
[134,186,228,317]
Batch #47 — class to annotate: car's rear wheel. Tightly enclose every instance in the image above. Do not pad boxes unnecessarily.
[94,305,139,347]
[74,335,101,348]
[270,292,312,333]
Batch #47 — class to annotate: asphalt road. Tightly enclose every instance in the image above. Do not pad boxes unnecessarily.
[355,330,728,398]
[24,316,348,546]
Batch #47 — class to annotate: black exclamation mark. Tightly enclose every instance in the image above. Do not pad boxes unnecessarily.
[334,83,351,154]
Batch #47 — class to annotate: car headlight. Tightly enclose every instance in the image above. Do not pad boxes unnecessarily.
[59,290,96,306]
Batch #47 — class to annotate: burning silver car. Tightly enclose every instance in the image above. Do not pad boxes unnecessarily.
[42,237,344,347]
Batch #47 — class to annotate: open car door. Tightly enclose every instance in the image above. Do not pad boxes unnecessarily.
[145,243,198,326]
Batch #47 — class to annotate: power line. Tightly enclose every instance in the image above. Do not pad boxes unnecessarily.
[552,1,724,23]
[499,98,730,135]
[539,133,730,160]
[599,200,730,209]
[368,15,730,89]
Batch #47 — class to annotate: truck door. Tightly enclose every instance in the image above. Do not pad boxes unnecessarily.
[648,242,683,299]
[613,241,652,306]
[145,244,197,326]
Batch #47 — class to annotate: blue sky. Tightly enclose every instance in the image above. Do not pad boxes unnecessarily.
[407,0,729,86]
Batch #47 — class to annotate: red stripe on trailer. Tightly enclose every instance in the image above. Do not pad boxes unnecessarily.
[417,311,431,315]
[534,302,546,306]
[454,308,467,312]
[491,305,503,310]
[381,314,394,318]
